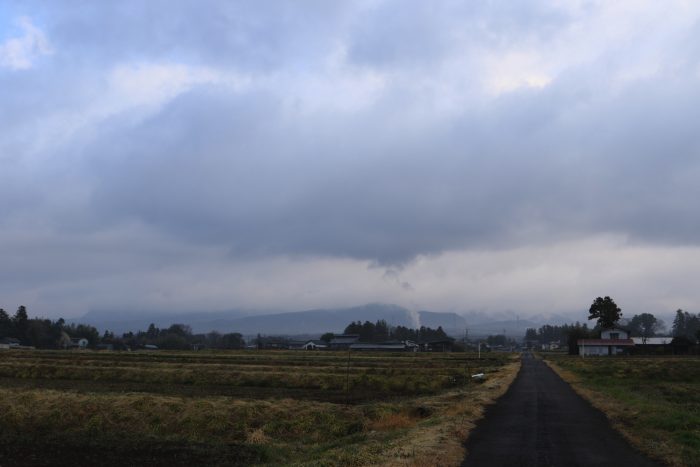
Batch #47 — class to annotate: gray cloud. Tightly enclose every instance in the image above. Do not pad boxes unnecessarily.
[2,1,700,315]
[76,71,700,264]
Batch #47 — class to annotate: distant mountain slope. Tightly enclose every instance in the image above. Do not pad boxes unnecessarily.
[72,309,250,335]
[418,311,467,330]
[74,304,470,336]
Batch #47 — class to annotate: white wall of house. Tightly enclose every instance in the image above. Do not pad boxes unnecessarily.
[579,344,630,356]
[580,345,610,356]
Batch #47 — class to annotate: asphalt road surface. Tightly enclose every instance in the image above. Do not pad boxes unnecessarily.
[462,352,660,467]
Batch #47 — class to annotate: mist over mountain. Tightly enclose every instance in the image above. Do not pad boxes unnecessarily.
[73,309,251,336]
[73,304,588,338]
[75,304,442,335]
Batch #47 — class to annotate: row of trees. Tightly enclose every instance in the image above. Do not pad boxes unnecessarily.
[525,322,595,355]
[0,306,100,348]
[526,297,700,354]
[485,334,518,347]
[0,306,246,350]
[586,297,700,341]
[341,320,451,343]
[120,323,246,350]
[671,309,700,341]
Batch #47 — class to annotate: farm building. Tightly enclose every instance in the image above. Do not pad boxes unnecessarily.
[0,337,20,349]
[70,338,89,349]
[578,327,634,356]
[631,337,673,354]
[329,334,359,350]
[302,340,328,350]
[349,340,418,352]
[420,340,454,352]
[541,341,561,351]
[631,337,673,346]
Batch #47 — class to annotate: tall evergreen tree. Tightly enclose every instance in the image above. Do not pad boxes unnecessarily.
[13,306,29,343]
[0,308,12,338]
[672,309,686,337]
[588,296,622,329]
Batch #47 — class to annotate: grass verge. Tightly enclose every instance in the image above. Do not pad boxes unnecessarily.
[543,355,700,467]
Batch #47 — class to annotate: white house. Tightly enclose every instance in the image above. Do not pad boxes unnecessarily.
[302,340,328,350]
[71,338,89,349]
[578,327,634,356]
[543,341,560,351]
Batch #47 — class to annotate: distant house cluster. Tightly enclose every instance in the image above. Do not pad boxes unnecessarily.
[275,334,455,352]
[577,328,682,356]
[0,337,21,350]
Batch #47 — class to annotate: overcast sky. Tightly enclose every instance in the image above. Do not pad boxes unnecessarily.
[2,0,700,319]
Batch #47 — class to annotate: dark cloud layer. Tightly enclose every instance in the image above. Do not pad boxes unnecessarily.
[79,72,700,264]
[2,1,700,314]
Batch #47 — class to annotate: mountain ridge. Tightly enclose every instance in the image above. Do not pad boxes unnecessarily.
[73,304,585,337]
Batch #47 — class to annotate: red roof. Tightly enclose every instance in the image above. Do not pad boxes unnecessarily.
[577,339,635,346]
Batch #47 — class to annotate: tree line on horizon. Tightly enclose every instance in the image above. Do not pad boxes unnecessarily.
[525,296,700,354]
[0,306,246,350]
[338,319,452,343]
[1,307,455,351]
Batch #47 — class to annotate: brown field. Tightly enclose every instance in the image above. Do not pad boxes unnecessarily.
[0,349,519,466]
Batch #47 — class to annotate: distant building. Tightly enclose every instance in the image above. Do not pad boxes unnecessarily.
[302,340,328,350]
[631,337,673,346]
[350,341,418,352]
[70,338,89,350]
[578,327,634,356]
[420,340,453,352]
[329,334,359,350]
[631,337,673,354]
[0,337,20,349]
[262,339,290,350]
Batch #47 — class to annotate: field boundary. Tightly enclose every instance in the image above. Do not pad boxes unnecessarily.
[377,357,521,466]
[542,357,676,466]
[0,350,521,466]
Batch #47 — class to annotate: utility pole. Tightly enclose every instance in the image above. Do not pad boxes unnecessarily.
[345,347,352,403]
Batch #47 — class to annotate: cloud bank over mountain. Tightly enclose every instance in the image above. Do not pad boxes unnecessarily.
[2,1,700,318]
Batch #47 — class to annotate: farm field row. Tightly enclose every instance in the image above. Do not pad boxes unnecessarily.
[543,355,700,467]
[0,350,507,401]
[0,349,519,466]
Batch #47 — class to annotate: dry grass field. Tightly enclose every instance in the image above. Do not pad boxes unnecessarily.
[544,355,700,467]
[0,349,519,466]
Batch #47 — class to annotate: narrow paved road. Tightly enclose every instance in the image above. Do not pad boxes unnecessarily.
[462,353,659,467]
